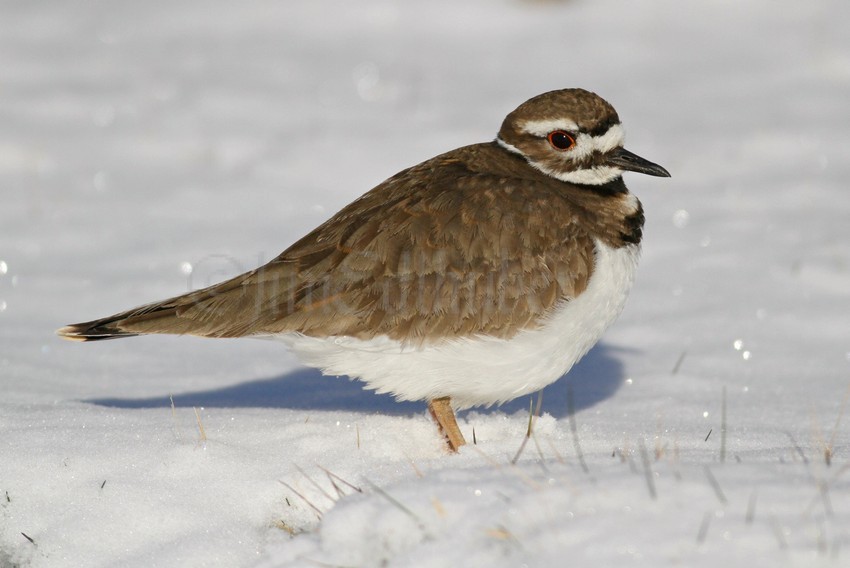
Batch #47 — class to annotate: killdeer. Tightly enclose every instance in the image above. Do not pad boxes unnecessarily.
[58,88,670,452]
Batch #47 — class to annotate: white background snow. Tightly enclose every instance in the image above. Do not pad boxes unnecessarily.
[2,0,850,566]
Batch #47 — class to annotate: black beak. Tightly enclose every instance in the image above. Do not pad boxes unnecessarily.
[606,147,671,178]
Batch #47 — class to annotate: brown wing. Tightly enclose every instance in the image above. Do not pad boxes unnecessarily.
[58,144,595,344]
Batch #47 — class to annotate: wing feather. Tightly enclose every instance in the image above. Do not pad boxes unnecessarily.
[58,145,595,344]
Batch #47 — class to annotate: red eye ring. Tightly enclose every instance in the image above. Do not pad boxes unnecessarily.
[547,130,576,151]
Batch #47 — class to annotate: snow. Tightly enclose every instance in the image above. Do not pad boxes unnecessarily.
[2,0,849,566]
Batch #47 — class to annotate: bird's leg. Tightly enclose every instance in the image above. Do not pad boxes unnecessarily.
[427,397,466,452]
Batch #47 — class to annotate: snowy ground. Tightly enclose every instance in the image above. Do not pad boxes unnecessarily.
[2,0,850,566]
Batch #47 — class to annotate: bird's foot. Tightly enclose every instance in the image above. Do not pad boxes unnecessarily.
[427,397,466,452]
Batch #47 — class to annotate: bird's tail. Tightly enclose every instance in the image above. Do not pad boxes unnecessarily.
[56,301,179,342]
[56,269,272,342]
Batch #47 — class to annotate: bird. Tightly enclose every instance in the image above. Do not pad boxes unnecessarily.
[58,88,670,452]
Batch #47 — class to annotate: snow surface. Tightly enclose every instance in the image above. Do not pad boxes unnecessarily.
[2,0,850,566]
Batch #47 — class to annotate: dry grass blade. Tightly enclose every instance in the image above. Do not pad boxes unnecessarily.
[810,405,828,466]
[471,445,503,469]
[169,394,182,441]
[803,463,850,517]
[567,385,589,474]
[405,456,424,479]
[316,465,363,493]
[279,480,324,520]
[364,479,429,535]
[672,439,682,481]
[704,465,727,504]
[785,431,809,464]
[824,463,850,487]
[655,412,665,460]
[470,446,540,489]
[510,400,533,464]
[770,516,788,550]
[511,393,543,464]
[511,436,528,465]
[638,438,657,500]
[431,496,446,517]
[720,386,727,464]
[323,473,345,499]
[273,519,299,536]
[696,511,712,544]
[295,464,335,504]
[826,379,850,466]
[745,488,757,524]
[530,391,543,436]
[810,479,835,519]
[626,450,638,475]
[193,407,207,443]
[546,436,565,464]
[815,517,828,556]
[486,525,522,548]
[672,349,687,375]
[531,430,547,465]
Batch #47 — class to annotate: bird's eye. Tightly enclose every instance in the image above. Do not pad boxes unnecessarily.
[547,130,576,151]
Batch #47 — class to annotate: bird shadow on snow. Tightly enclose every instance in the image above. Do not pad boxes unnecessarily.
[87,343,631,419]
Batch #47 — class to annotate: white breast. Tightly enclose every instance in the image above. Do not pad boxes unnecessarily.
[274,240,640,408]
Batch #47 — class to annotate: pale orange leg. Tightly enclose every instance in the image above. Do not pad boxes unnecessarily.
[427,397,466,452]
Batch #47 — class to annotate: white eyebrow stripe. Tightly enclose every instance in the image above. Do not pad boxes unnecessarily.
[519,118,579,136]
[498,135,623,186]
[495,124,628,186]
[569,123,626,161]
[592,123,625,153]
[519,121,625,159]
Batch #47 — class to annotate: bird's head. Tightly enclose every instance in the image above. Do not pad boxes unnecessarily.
[497,88,670,185]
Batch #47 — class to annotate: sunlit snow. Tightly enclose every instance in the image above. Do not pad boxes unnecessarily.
[2,0,849,566]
